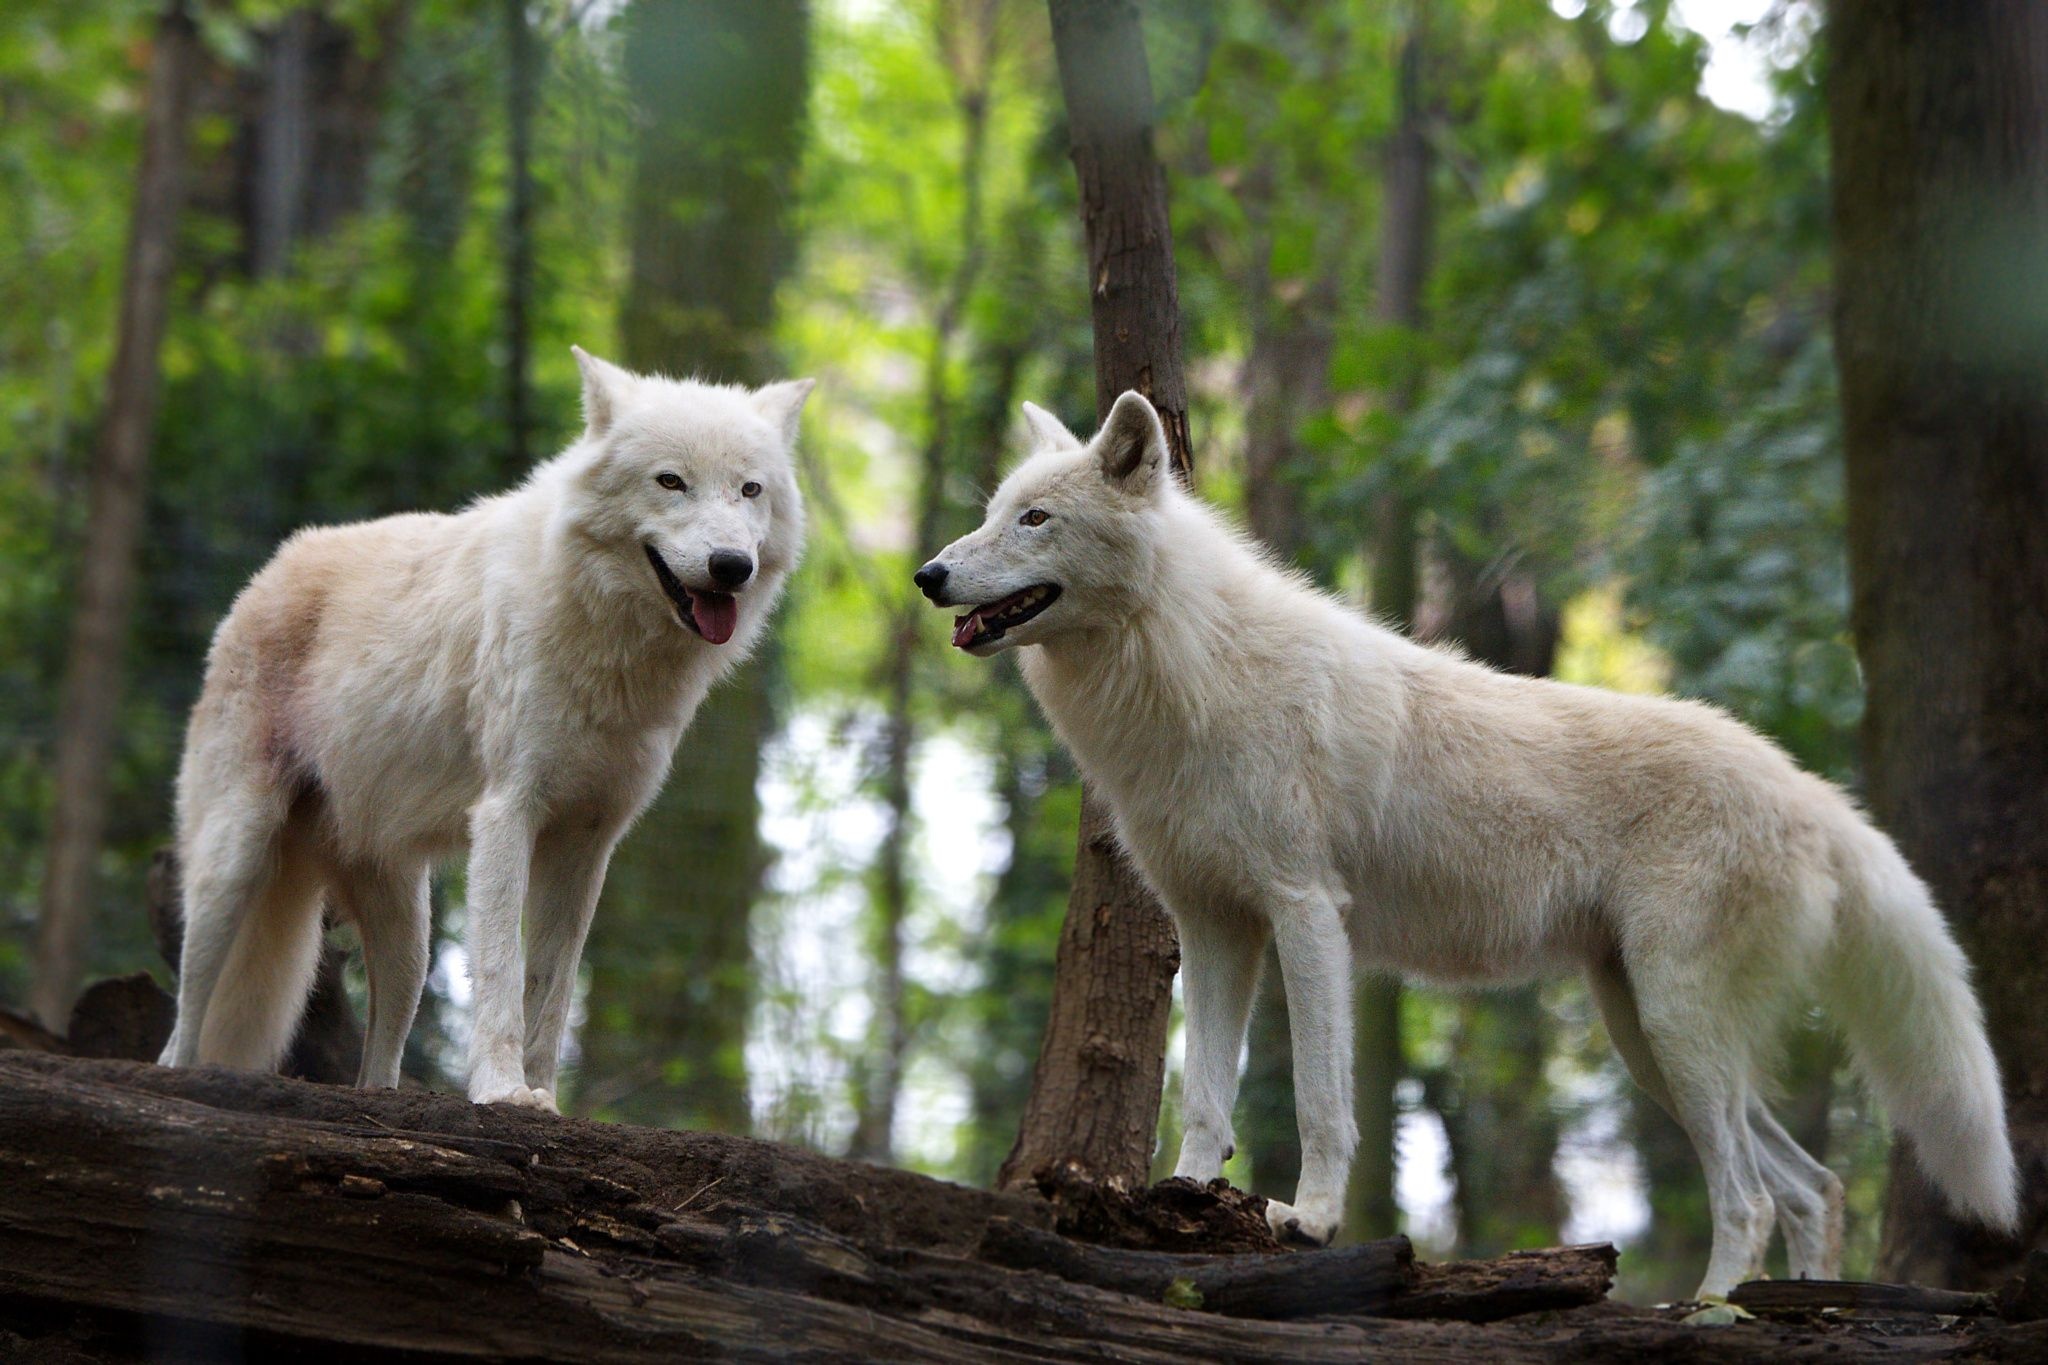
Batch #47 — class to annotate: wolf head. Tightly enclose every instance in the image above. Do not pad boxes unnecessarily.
[563,347,810,646]
[917,390,1171,656]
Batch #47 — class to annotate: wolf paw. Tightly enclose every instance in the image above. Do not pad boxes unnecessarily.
[1264,1199,1339,1248]
[471,1081,558,1112]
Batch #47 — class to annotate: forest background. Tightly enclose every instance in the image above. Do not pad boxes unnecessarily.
[0,0,1898,1304]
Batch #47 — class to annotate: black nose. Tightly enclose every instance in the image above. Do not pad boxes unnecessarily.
[708,549,753,588]
[914,561,949,600]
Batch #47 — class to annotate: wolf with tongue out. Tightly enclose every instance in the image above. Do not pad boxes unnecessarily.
[158,347,809,1113]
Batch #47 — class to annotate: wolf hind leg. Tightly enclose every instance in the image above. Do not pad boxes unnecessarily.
[1593,950,1843,1283]
[1262,882,1357,1248]
[335,858,431,1090]
[1626,953,1777,1300]
[1749,1101,1845,1281]
[192,819,329,1072]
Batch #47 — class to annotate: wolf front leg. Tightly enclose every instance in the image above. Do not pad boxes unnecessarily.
[1261,883,1358,1247]
[464,790,548,1107]
[520,818,623,1105]
[1170,910,1268,1183]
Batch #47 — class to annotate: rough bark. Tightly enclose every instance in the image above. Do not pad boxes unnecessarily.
[998,0,1192,1199]
[584,0,810,1132]
[30,1,200,1028]
[1826,0,2048,1289]
[2,1056,2038,1364]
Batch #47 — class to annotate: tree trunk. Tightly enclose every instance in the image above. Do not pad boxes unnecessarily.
[581,0,809,1132]
[30,1,200,1027]
[502,0,539,476]
[1827,0,2048,1289]
[242,5,404,277]
[251,10,315,278]
[1341,8,1437,1243]
[850,4,999,1165]
[999,0,1192,1196]
[958,122,1074,1186]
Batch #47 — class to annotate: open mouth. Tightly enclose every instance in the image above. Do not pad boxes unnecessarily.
[645,544,739,645]
[953,584,1061,650]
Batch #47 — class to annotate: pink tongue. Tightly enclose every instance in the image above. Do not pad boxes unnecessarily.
[952,612,983,649]
[689,589,739,645]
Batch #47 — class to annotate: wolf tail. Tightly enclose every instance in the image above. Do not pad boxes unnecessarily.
[1819,817,2017,1232]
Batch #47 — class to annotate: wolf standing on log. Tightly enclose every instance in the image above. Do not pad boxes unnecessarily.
[918,390,2015,1300]
[159,349,810,1109]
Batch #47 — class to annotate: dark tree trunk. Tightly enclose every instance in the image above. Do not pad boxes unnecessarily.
[583,0,809,1133]
[31,1,200,1027]
[1827,0,2048,1289]
[250,8,315,278]
[502,0,539,476]
[241,4,404,278]
[999,0,1192,1197]
[1348,6,1435,1245]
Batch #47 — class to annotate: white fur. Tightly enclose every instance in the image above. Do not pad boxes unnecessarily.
[159,350,810,1109]
[925,391,2016,1299]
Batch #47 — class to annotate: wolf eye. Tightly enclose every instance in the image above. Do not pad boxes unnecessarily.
[1020,508,1050,527]
[656,472,686,492]
[741,481,763,498]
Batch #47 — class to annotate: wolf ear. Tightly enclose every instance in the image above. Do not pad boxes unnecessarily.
[1020,401,1082,451]
[572,345,633,438]
[1095,390,1168,493]
[752,378,816,447]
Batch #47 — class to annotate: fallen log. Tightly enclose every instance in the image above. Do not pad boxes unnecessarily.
[1731,1279,1999,1318]
[978,1215,1414,1317]
[1389,1244,1621,1323]
[0,1054,2037,1363]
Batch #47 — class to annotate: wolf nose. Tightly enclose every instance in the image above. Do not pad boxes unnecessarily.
[914,561,949,601]
[708,549,754,588]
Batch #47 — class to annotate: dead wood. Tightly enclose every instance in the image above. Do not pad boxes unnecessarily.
[1732,1278,1999,1318]
[1024,1168,1281,1252]
[0,1053,2038,1363]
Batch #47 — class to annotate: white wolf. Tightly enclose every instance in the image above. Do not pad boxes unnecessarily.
[158,349,810,1109]
[917,390,2016,1299]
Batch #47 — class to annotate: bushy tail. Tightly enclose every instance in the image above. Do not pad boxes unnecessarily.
[1821,819,2018,1231]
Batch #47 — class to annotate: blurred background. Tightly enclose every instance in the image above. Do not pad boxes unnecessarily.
[1,0,1874,1302]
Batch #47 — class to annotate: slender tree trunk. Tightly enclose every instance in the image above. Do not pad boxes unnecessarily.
[1348,6,1434,1243]
[31,1,200,1027]
[959,122,1068,1186]
[251,9,316,279]
[1827,0,2048,1289]
[502,0,539,476]
[998,0,1191,1196]
[852,4,1000,1162]
[582,0,809,1132]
